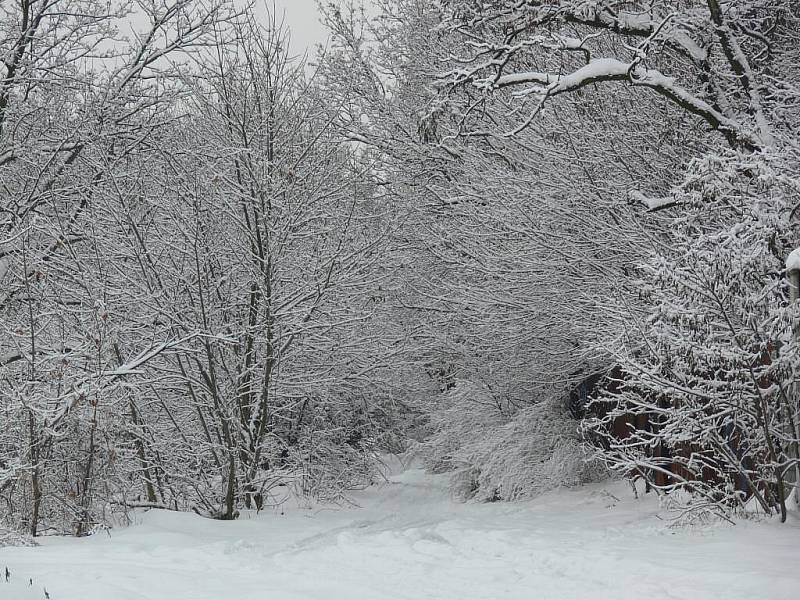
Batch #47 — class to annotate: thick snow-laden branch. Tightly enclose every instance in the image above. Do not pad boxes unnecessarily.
[555,5,707,63]
[34,332,231,437]
[101,339,183,377]
[557,4,656,36]
[786,248,800,272]
[441,3,780,149]
[705,0,773,146]
[458,3,707,64]
[628,190,677,212]
[101,333,233,377]
[477,58,756,148]
[0,141,83,167]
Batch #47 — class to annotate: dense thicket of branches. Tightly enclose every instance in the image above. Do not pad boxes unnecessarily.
[319,0,800,518]
[2,0,799,536]
[421,0,800,519]
[0,0,419,536]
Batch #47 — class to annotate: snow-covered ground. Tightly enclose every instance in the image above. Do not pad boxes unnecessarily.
[1,461,798,600]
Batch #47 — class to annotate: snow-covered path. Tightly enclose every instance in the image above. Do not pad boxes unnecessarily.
[1,464,798,600]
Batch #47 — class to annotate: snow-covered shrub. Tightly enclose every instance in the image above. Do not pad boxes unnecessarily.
[0,528,36,548]
[423,380,604,501]
[271,393,385,503]
[289,440,376,504]
[584,150,800,521]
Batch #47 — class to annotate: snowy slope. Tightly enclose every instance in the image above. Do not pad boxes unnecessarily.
[1,462,798,600]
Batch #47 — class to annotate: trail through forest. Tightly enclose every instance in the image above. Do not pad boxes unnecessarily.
[1,461,797,600]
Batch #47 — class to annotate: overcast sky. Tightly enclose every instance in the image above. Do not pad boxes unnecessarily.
[272,0,330,57]
[121,1,331,58]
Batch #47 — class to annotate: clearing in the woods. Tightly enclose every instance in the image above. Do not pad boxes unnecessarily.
[1,461,797,600]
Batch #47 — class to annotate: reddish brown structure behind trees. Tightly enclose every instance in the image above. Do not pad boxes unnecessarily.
[569,368,768,500]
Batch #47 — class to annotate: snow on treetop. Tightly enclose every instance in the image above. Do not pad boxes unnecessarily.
[786,248,800,271]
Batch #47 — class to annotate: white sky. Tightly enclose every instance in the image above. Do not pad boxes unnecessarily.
[270,0,330,57]
[119,1,331,57]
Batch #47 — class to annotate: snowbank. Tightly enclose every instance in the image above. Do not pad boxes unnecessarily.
[0,468,797,600]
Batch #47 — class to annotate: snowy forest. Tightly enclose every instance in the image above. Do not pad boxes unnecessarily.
[1,0,800,563]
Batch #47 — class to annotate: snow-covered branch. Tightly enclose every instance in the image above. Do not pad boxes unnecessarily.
[476,58,756,148]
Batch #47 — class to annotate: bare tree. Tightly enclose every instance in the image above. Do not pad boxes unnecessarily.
[0,0,233,536]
